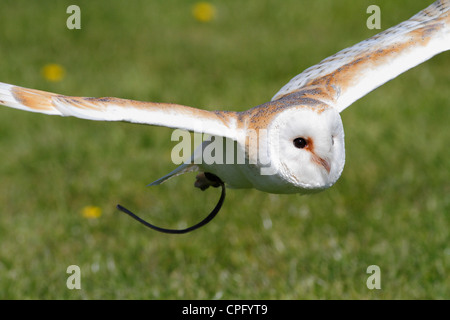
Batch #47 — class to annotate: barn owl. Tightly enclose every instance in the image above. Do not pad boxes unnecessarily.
[0,0,449,233]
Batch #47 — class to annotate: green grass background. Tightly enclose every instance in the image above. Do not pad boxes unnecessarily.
[0,0,448,299]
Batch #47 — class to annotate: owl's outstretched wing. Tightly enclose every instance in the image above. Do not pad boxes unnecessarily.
[0,82,237,139]
[272,0,450,113]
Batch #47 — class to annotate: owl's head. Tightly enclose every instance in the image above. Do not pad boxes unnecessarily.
[253,104,345,194]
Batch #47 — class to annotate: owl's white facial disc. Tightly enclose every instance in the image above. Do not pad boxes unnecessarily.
[264,105,345,193]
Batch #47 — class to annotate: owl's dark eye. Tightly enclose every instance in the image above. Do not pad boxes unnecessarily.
[293,137,307,149]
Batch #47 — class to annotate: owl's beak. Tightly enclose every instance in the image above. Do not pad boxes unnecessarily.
[312,154,331,173]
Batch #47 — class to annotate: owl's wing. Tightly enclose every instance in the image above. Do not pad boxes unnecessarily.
[0,82,237,139]
[272,0,450,113]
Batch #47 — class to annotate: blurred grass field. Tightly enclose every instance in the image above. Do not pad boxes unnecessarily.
[0,0,448,299]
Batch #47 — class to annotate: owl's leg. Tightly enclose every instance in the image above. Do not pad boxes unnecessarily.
[194,172,223,190]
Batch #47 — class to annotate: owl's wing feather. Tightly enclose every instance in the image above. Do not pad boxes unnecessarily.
[272,0,450,112]
[0,82,237,139]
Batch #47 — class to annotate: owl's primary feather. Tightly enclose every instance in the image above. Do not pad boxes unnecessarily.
[0,83,238,139]
[273,0,450,112]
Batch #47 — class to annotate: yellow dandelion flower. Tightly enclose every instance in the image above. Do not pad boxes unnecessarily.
[192,2,216,23]
[81,206,102,219]
[41,63,65,82]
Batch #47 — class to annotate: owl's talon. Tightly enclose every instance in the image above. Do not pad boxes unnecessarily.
[195,172,223,190]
